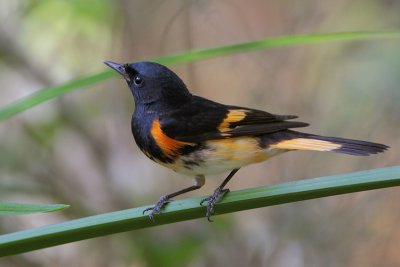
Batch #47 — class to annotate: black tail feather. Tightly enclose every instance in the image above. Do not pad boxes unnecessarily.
[266,130,389,156]
[293,131,388,156]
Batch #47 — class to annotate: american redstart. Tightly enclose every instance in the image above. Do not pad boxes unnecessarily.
[104,61,388,222]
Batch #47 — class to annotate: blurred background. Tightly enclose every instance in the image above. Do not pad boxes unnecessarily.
[0,0,399,266]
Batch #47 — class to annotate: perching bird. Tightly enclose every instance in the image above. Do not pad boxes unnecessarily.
[104,61,388,222]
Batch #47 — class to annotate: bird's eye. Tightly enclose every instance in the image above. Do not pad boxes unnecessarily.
[134,75,143,86]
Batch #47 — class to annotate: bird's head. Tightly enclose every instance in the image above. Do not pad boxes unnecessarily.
[104,61,191,109]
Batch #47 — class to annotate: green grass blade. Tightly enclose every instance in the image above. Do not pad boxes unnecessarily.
[0,71,115,120]
[0,202,69,215]
[154,30,400,65]
[0,30,399,120]
[0,166,399,257]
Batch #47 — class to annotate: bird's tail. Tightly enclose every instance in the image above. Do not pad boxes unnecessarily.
[267,130,388,156]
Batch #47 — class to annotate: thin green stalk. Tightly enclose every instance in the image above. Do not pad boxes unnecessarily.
[0,166,399,257]
[0,30,399,120]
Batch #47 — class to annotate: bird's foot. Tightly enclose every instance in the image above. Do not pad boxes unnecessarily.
[143,195,169,222]
[200,187,230,222]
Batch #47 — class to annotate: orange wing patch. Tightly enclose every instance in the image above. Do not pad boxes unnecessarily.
[271,138,342,151]
[218,109,247,131]
[151,119,191,157]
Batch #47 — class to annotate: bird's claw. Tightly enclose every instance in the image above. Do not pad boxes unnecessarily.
[143,195,169,222]
[200,188,230,222]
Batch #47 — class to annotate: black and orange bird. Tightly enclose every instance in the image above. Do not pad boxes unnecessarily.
[104,61,388,222]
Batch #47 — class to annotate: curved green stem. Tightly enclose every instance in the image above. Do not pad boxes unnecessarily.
[0,166,399,257]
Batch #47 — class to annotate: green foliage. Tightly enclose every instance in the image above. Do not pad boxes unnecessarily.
[139,235,203,267]
[0,202,69,215]
[0,166,399,257]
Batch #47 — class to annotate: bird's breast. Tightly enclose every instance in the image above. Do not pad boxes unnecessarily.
[132,114,197,164]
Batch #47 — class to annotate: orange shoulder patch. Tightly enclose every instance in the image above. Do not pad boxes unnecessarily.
[218,109,247,131]
[151,119,190,157]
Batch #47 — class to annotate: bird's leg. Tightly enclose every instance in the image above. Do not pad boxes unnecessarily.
[200,168,240,222]
[143,175,205,222]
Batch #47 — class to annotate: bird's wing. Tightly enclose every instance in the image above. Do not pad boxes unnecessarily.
[159,96,309,143]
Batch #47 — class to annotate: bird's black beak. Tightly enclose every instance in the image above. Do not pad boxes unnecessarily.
[104,61,129,80]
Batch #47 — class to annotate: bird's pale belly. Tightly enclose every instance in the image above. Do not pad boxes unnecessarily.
[158,137,287,176]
